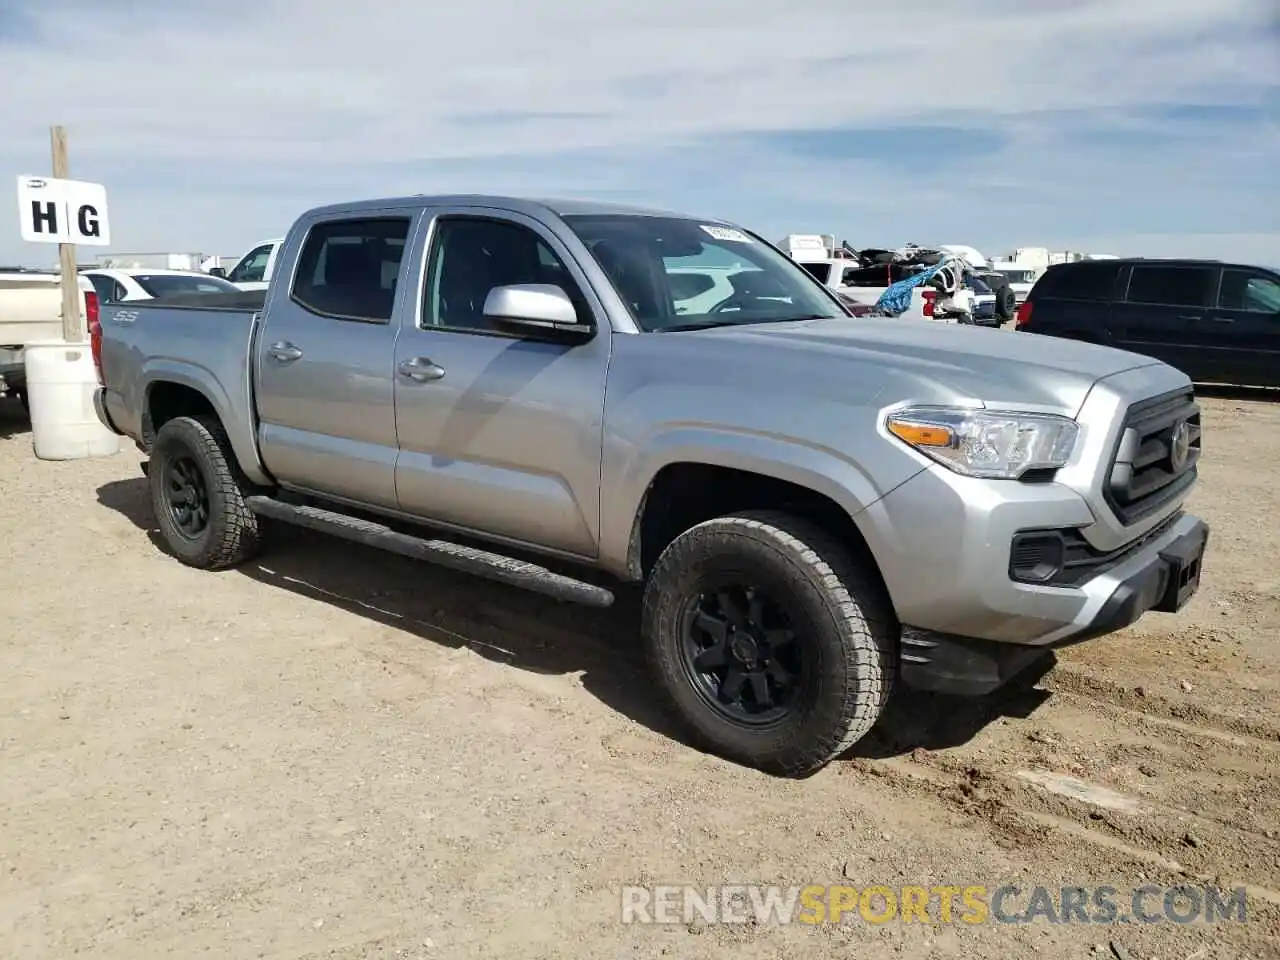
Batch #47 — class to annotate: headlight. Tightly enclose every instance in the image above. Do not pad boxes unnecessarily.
[885,405,1078,479]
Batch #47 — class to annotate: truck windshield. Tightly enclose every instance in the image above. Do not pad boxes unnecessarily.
[798,262,832,283]
[133,274,241,298]
[562,214,847,332]
[998,269,1036,284]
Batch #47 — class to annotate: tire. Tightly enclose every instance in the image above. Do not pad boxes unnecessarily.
[1004,289,1017,320]
[149,415,261,570]
[641,510,897,777]
[14,388,28,412]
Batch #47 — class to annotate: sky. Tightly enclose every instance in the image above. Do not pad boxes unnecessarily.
[1,0,1277,268]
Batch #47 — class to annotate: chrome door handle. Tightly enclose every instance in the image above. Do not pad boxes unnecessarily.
[267,341,303,362]
[398,357,445,382]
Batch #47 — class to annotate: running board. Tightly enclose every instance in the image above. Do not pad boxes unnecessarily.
[244,496,615,608]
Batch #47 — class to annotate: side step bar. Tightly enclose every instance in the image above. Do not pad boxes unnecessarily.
[244,496,615,608]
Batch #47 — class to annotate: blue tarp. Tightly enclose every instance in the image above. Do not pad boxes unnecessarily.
[874,258,956,316]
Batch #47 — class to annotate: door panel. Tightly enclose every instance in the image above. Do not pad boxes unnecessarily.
[1110,263,1218,377]
[255,215,414,508]
[393,211,609,558]
[1194,269,1280,387]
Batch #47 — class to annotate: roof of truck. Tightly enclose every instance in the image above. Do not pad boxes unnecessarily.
[302,194,728,223]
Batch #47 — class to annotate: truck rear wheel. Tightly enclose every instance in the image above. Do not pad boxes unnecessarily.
[149,415,261,570]
[642,510,896,777]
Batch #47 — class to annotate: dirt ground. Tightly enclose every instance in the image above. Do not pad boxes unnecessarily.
[1,388,1278,960]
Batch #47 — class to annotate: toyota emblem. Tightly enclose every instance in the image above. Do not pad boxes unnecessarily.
[1170,420,1193,471]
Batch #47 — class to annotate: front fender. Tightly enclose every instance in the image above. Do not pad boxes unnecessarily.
[598,423,925,578]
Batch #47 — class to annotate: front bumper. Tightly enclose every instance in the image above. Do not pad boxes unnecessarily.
[858,446,1207,646]
[898,516,1208,695]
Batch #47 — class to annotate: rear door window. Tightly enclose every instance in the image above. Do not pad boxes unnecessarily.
[291,217,410,323]
[1125,265,1217,308]
[1039,262,1121,301]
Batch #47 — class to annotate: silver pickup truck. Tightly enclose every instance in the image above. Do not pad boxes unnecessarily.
[93,195,1208,777]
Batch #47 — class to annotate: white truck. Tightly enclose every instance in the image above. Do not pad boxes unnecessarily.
[211,238,284,291]
[0,269,97,408]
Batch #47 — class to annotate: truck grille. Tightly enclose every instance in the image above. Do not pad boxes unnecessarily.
[1104,388,1200,525]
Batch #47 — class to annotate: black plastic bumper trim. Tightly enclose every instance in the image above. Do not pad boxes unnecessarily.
[244,495,615,608]
[902,518,1209,696]
[92,387,122,435]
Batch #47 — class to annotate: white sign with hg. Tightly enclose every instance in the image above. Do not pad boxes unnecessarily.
[15,175,111,246]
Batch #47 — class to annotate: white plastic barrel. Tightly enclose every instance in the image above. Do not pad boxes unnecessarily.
[23,338,120,460]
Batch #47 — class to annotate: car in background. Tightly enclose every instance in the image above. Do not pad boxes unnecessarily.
[971,268,1018,323]
[964,275,1000,326]
[81,268,242,303]
[1015,257,1280,387]
[667,266,885,317]
[991,266,1041,305]
[209,238,284,291]
[1,268,98,410]
[833,291,885,315]
[919,275,999,326]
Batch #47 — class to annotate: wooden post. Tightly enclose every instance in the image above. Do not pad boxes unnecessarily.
[51,125,83,343]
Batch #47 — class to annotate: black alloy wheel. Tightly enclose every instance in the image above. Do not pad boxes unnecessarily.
[641,510,897,777]
[163,454,210,539]
[148,415,262,570]
[681,584,806,727]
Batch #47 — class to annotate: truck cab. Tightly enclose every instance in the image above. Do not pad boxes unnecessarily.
[218,238,284,291]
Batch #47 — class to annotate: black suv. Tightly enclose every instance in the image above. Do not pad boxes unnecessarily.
[1015,258,1280,387]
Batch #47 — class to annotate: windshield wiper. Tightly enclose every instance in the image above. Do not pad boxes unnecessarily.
[657,319,753,332]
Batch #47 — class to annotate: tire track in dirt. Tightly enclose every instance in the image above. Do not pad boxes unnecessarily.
[844,654,1280,950]
[845,750,1280,943]
[1043,665,1280,743]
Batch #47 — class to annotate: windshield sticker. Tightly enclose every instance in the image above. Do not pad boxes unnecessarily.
[700,224,753,244]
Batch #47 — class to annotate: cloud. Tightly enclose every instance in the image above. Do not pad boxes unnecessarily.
[1,0,1277,265]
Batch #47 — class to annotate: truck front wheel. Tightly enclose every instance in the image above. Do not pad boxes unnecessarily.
[149,415,261,570]
[642,510,896,777]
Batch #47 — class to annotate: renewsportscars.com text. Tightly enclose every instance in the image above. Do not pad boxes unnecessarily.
[620,883,1249,926]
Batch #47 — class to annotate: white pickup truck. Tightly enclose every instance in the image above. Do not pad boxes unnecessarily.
[213,238,284,291]
[0,270,97,407]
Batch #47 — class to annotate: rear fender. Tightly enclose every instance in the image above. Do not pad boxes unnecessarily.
[141,359,271,485]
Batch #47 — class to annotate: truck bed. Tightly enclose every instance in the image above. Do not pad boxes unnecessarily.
[144,290,267,311]
[98,296,268,482]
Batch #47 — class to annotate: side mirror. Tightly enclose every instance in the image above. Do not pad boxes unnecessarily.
[208,267,226,278]
[483,283,594,341]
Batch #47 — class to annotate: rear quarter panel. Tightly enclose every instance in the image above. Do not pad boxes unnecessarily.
[1029,297,1118,344]
[100,301,270,484]
[1023,266,1124,344]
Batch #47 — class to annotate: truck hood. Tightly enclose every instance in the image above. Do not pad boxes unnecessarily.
[688,316,1162,415]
